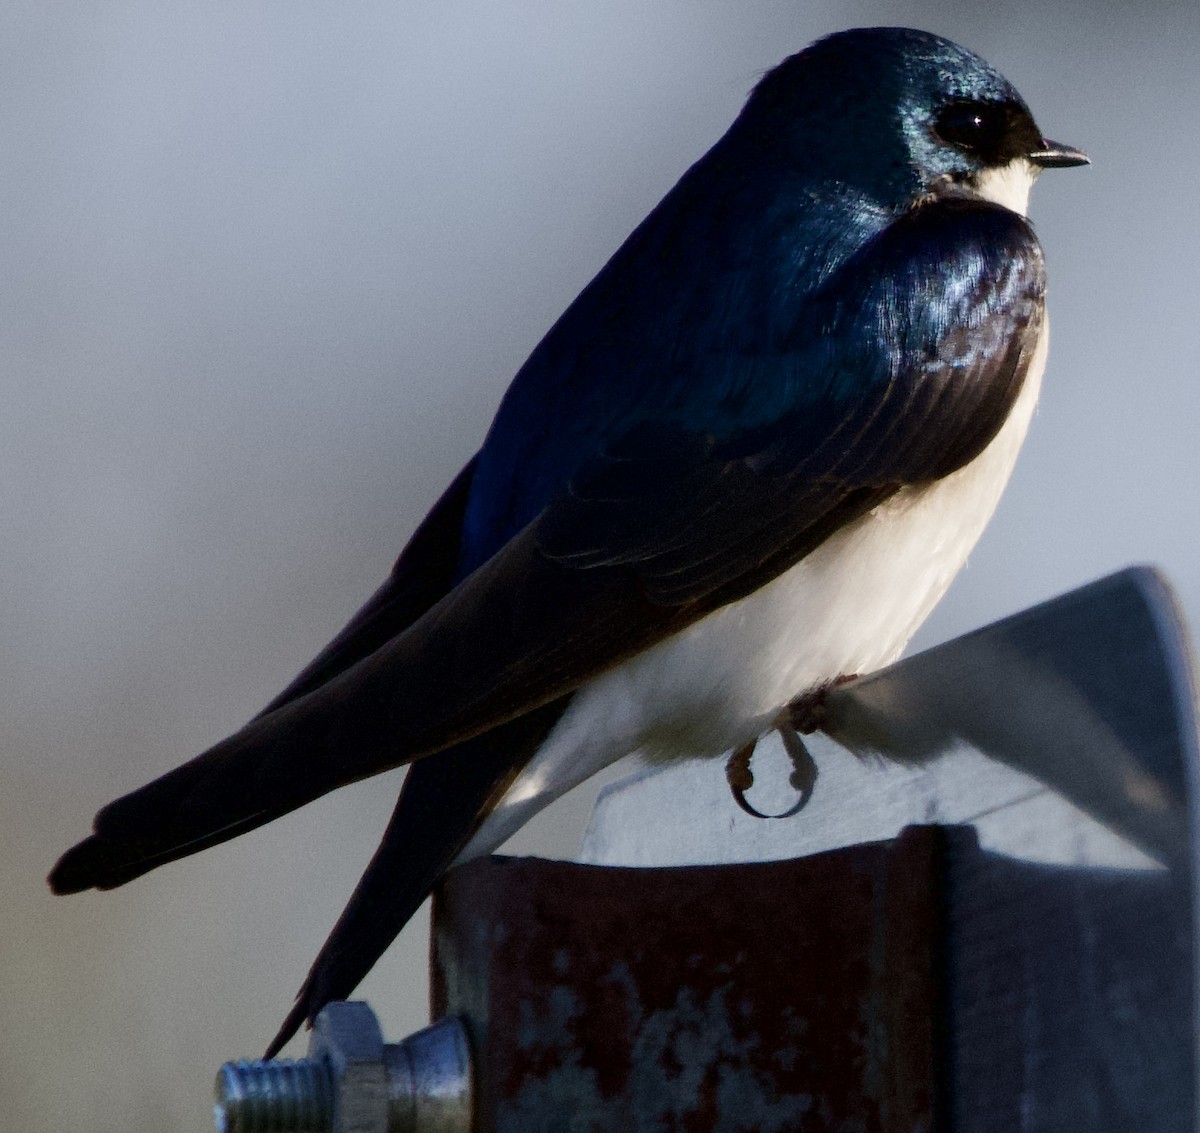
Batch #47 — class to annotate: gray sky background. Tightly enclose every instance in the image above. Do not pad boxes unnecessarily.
[2,2,1197,1130]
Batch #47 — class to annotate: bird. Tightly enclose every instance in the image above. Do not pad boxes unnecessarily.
[49,26,1088,1056]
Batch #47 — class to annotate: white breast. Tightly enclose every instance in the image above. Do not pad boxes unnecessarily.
[457,321,1049,861]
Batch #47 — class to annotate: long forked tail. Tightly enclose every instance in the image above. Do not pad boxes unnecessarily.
[263,698,566,1058]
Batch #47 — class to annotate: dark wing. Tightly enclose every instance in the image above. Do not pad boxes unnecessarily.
[257,459,477,717]
[50,198,1045,899]
[49,459,477,891]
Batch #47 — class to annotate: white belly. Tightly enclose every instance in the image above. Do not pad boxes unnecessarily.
[457,324,1048,861]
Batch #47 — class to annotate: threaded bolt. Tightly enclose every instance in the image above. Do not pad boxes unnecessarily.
[212,1004,472,1133]
[214,1058,334,1133]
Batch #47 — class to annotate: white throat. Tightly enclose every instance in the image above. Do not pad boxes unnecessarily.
[970,156,1038,217]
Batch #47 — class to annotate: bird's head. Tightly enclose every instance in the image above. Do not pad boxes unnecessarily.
[735,27,1088,216]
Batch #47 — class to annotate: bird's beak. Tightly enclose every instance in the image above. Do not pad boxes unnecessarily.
[1028,139,1090,168]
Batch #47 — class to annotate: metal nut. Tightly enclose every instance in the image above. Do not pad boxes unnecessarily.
[214,1003,472,1133]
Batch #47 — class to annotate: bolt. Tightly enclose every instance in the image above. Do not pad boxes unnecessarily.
[213,1003,472,1133]
[215,1058,333,1132]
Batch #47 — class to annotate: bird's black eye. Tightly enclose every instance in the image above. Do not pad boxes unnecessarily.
[933,100,1009,156]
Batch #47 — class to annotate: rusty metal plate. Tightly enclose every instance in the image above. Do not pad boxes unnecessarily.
[432,826,949,1133]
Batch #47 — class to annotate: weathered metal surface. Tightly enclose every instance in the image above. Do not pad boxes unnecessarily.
[944,846,1192,1132]
[434,825,1193,1131]
[432,825,952,1133]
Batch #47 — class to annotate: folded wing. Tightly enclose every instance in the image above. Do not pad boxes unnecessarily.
[50,198,1045,927]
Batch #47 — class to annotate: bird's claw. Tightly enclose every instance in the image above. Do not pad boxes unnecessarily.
[724,677,859,819]
[724,720,818,820]
[777,720,819,803]
[726,741,768,817]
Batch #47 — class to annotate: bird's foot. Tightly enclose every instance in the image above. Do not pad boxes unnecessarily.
[725,721,819,821]
[724,676,858,820]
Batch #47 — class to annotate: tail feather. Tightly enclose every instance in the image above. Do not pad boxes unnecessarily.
[48,675,407,895]
[263,698,566,1057]
[49,459,479,898]
[48,592,502,897]
[50,810,282,894]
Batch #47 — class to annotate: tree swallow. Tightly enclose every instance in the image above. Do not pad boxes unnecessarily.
[49,27,1088,1055]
